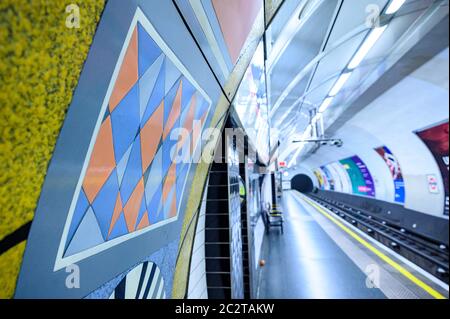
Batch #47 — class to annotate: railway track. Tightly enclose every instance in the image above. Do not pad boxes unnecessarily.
[307,193,449,284]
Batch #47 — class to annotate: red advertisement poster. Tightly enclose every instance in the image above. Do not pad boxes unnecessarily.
[415,122,449,216]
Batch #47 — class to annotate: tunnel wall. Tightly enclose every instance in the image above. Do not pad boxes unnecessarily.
[301,48,449,219]
[3,0,266,299]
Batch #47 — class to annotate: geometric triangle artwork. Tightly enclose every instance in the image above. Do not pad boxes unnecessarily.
[65,207,105,256]
[139,55,164,120]
[58,10,212,264]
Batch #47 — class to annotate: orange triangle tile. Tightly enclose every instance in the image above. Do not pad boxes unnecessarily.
[183,93,197,134]
[136,211,150,230]
[162,163,177,203]
[141,100,164,173]
[163,80,182,140]
[169,189,177,218]
[109,27,139,112]
[107,192,123,238]
[211,0,261,63]
[123,178,145,232]
[83,117,116,203]
[200,111,207,127]
[191,112,207,155]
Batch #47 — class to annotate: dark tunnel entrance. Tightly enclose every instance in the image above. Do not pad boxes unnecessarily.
[291,174,314,193]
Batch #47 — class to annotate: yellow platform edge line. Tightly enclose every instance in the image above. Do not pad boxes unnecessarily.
[301,195,446,300]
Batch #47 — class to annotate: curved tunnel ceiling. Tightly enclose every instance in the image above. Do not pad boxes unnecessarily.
[266,0,449,166]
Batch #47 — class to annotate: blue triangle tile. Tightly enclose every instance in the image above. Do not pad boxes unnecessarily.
[135,195,148,231]
[138,23,162,77]
[148,185,163,225]
[108,213,128,240]
[65,189,90,249]
[144,147,163,206]
[162,129,179,178]
[143,162,151,186]
[117,144,132,186]
[120,135,143,205]
[164,78,181,125]
[92,169,120,239]
[139,54,164,120]
[111,84,140,162]
[141,59,166,127]
[176,163,189,208]
[179,99,191,129]
[195,97,209,121]
[165,59,182,95]
[64,207,104,257]
[181,77,196,112]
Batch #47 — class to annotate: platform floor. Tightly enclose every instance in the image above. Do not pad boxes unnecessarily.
[257,190,449,299]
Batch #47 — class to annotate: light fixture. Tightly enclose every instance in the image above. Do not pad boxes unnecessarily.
[329,72,352,96]
[348,25,387,70]
[318,97,333,113]
[385,0,406,14]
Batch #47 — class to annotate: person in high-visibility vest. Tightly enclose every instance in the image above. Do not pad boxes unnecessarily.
[239,176,246,205]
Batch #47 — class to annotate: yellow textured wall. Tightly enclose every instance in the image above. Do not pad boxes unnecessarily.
[0,0,105,298]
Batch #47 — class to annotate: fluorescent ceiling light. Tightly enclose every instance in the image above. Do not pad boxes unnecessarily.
[318,97,333,113]
[385,0,406,14]
[329,72,352,96]
[348,26,387,69]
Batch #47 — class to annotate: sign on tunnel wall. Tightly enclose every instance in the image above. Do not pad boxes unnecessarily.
[415,121,449,216]
[375,146,405,204]
[314,156,375,198]
[339,156,375,197]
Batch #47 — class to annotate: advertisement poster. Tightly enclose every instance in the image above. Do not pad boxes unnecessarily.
[415,122,449,216]
[375,146,405,204]
[315,156,375,196]
[314,168,330,190]
[321,165,335,191]
[339,156,376,197]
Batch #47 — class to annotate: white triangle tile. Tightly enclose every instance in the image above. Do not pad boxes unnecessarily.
[139,54,164,120]
[117,144,133,186]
